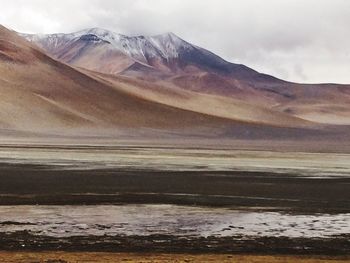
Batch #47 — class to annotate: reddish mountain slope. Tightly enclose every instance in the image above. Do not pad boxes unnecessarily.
[0,26,237,135]
[22,28,350,125]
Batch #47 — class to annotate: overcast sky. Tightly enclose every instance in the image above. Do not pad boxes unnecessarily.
[1,0,349,84]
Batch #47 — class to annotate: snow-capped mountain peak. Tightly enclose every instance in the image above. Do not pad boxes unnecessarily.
[21,28,193,64]
[147,32,193,60]
[19,27,256,77]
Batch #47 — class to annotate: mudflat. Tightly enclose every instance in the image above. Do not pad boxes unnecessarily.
[0,145,349,255]
[0,163,349,213]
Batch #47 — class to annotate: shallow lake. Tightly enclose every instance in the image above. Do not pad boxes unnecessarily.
[0,205,349,238]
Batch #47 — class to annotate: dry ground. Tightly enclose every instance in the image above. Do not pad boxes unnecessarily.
[0,252,349,263]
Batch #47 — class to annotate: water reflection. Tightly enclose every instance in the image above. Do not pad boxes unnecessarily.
[0,205,349,238]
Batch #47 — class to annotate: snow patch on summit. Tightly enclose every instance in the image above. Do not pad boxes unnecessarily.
[148,32,193,60]
[21,28,194,64]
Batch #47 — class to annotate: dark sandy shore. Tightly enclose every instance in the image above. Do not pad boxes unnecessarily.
[0,163,349,213]
[0,231,349,255]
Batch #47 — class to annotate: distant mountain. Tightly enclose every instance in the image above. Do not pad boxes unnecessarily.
[1,24,328,142]
[0,25,235,134]
[20,28,350,126]
[21,28,258,78]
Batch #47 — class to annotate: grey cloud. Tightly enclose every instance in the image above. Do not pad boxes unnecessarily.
[0,0,350,83]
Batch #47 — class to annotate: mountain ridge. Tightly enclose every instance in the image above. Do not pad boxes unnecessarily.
[18,27,350,125]
[0,23,346,143]
[20,28,260,77]
[1,24,326,143]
